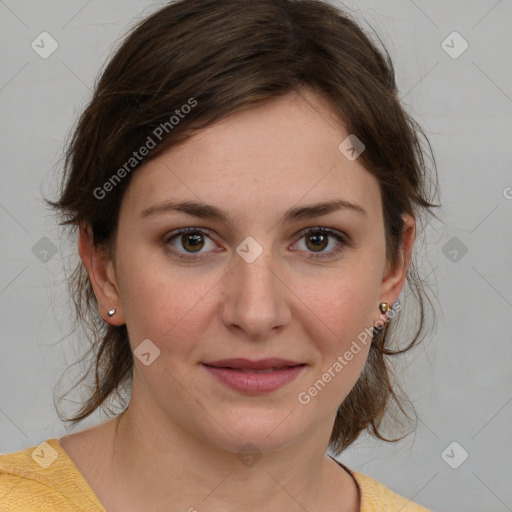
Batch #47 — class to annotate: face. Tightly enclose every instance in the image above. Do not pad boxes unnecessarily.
[85,88,412,454]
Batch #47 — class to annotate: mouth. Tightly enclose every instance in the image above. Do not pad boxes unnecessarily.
[203,365,305,374]
[202,357,305,371]
[224,367,299,373]
[201,358,306,394]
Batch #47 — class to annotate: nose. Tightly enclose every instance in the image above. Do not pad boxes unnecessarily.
[220,247,292,340]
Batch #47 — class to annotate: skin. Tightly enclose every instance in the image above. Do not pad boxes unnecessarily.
[60,87,415,512]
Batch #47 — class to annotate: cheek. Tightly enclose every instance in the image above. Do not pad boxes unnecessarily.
[115,247,220,352]
[299,266,381,348]
[295,262,382,396]
[295,276,377,412]
[116,228,383,362]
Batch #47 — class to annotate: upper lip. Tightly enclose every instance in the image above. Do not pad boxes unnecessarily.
[202,358,304,370]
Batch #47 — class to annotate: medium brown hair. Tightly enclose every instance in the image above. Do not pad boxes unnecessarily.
[47,0,437,455]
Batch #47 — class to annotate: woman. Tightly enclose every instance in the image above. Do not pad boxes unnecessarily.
[0,0,437,510]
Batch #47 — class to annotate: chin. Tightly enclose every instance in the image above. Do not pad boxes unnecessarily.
[202,408,304,455]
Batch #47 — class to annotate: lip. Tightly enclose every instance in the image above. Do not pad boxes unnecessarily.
[202,358,306,394]
[202,357,303,370]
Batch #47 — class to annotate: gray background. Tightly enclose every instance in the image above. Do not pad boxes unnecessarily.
[1,1,511,511]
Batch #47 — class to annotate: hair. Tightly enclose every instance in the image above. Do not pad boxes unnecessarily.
[46,0,438,455]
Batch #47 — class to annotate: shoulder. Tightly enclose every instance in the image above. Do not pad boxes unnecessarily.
[352,469,431,512]
[332,459,431,512]
[0,439,104,512]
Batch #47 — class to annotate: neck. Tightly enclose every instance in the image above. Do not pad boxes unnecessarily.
[106,395,355,512]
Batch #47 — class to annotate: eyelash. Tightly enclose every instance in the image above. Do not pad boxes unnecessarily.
[163,227,349,261]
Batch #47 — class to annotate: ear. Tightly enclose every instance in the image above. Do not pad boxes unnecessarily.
[375,214,415,324]
[78,223,125,325]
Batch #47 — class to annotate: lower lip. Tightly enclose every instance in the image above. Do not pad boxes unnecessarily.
[202,364,305,394]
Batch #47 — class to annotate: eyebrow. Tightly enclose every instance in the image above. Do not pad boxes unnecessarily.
[140,199,367,224]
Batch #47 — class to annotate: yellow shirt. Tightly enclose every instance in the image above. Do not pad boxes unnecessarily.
[0,439,431,511]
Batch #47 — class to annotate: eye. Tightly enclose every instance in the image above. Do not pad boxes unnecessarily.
[292,227,348,259]
[164,228,217,259]
[164,226,349,261]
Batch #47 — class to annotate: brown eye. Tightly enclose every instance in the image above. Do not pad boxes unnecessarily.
[293,227,348,260]
[181,232,205,252]
[305,231,329,252]
[165,228,216,259]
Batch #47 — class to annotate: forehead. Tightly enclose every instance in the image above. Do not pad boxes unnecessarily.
[120,89,382,225]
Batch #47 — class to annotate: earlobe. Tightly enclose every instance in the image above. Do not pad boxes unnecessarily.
[78,223,124,325]
[376,214,416,324]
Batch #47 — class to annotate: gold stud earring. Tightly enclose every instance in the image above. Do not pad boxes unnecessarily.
[379,302,391,314]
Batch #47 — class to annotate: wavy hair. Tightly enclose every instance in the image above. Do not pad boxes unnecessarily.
[47,0,438,454]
